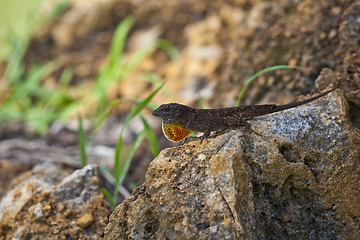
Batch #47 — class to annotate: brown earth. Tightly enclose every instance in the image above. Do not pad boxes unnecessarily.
[1,0,360,239]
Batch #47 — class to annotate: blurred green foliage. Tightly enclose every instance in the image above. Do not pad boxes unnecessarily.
[0,0,71,133]
[0,0,69,61]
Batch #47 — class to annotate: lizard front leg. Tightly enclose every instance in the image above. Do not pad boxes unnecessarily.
[180,131,210,144]
[199,131,211,143]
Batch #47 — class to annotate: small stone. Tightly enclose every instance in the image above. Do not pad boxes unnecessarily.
[76,213,94,228]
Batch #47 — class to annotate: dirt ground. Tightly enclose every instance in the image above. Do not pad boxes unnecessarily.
[1,0,359,204]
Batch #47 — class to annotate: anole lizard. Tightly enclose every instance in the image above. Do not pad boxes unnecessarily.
[152,87,338,142]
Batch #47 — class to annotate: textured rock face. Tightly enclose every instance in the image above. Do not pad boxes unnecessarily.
[0,164,110,239]
[105,89,360,239]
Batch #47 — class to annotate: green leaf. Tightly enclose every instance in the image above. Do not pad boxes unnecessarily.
[156,39,180,59]
[102,188,114,208]
[142,72,163,85]
[120,81,165,135]
[197,89,204,109]
[91,99,121,135]
[92,16,135,113]
[111,82,164,205]
[235,65,298,107]
[118,130,146,186]
[108,16,134,68]
[114,136,124,183]
[77,116,87,167]
[143,72,172,99]
[100,166,113,178]
[118,43,157,80]
[127,97,159,111]
[59,67,73,87]
[112,131,125,205]
[140,114,159,157]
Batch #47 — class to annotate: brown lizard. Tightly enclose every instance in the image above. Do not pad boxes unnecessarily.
[152,87,338,142]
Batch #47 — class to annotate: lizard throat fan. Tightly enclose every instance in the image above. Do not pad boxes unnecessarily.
[162,122,193,142]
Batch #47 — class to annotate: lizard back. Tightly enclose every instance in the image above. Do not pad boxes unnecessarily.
[152,87,338,142]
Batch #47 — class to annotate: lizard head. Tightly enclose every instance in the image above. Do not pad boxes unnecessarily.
[152,103,192,123]
[152,103,194,142]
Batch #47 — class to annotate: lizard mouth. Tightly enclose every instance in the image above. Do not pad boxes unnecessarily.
[152,110,159,116]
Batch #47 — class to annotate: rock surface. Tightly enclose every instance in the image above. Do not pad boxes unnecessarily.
[0,164,110,239]
[1,0,360,238]
[14,0,360,200]
[105,89,360,239]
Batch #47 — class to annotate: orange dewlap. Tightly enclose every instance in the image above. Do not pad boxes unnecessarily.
[162,122,193,142]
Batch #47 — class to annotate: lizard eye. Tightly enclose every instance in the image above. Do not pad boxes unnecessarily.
[152,103,186,120]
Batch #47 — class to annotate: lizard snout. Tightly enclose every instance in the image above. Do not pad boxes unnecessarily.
[152,109,159,116]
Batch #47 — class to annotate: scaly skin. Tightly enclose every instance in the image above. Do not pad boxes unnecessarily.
[152,87,338,142]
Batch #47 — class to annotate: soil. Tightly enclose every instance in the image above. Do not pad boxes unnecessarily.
[1,0,360,219]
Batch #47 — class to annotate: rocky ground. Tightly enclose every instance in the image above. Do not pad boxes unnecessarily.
[1,0,360,239]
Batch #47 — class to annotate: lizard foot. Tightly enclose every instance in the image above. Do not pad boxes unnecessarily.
[180,136,198,145]
[180,132,210,144]
[199,132,211,144]
[199,136,209,144]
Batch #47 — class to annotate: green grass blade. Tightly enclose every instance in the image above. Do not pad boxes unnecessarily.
[108,16,134,68]
[112,134,124,206]
[77,116,87,167]
[142,72,163,85]
[140,114,159,157]
[91,94,160,137]
[92,16,135,113]
[102,188,114,208]
[127,98,159,111]
[145,102,159,111]
[118,38,179,80]
[12,60,59,99]
[143,72,172,98]
[114,136,124,181]
[50,0,71,20]
[100,166,113,178]
[128,181,144,191]
[111,78,164,203]
[26,106,56,134]
[91,99,121,135]
[118,43,157,80]
[0,105,21,124]
[5,37,27,84]
[100,166,119,209]
[59,67,73,87]
[197,89,204,109]
[118,130,146,186]
[112,130,145,206]
[120,81,165,135]
[156,39,180,59]
[235,65,298,107]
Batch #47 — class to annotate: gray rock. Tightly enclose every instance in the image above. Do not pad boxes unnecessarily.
[105,89,360,239]
[0,164,110,239]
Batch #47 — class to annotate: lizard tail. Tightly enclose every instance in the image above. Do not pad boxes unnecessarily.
[273,87,338,112]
